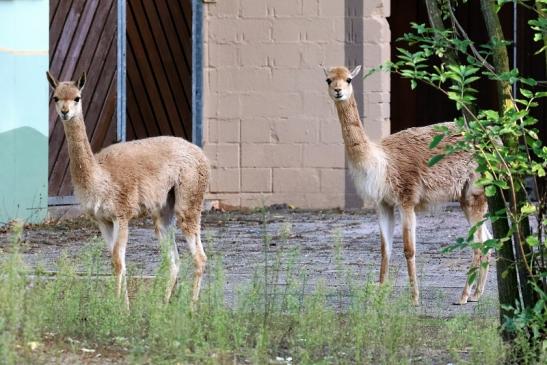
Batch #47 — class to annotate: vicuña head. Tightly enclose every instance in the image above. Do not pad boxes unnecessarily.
[323,65,361,102]
[46,71,86,121]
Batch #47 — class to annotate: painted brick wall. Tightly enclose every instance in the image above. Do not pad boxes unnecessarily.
[203,0,390,209]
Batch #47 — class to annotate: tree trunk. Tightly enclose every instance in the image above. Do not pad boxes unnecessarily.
[480,0,535,314]
[536,0,547,293]
[424,0,458,65]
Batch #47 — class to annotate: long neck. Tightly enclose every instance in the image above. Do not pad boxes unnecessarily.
[334,93,371,164]
[62,115,99,189]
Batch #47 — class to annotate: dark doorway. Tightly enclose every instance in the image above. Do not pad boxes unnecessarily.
[126,0,192,141]
[388,1,546,138]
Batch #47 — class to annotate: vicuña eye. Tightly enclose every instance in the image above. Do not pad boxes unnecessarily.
[53,96,59,102]
[326,79,332,85]
[74,97,81,102]
[346,78,352,83]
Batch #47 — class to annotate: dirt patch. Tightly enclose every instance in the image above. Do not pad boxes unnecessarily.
[0,207,499,318]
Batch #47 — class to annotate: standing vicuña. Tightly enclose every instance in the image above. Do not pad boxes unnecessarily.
[324,65,492,305]
[47,72,210,307]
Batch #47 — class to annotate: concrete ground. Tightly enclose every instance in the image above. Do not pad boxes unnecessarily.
[0,206,499,318]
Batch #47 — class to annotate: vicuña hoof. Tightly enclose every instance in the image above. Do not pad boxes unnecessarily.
[468,294,480,302]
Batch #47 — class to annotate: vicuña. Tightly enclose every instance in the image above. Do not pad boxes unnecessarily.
[47,72,210,307]
[324,65,492,305]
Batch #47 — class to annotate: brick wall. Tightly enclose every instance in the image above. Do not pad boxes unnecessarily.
[203,0,391,209]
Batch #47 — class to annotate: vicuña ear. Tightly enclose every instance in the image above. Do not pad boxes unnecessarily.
[323,67,330,78]
[46,71,58,89]
[350,65,362,79]
[76,72,86,90]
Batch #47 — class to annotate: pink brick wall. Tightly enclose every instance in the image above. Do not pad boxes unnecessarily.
[203,0,391,209]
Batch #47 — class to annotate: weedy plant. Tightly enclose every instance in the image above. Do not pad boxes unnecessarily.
[366,0,546,361]
[0,215,507,364]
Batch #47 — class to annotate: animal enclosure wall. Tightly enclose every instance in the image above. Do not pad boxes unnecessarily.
[48,0,193,199]
[202,0,392,209]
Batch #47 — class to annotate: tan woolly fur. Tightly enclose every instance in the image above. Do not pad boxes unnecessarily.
[47,71,210,307]
[324,66,492,305]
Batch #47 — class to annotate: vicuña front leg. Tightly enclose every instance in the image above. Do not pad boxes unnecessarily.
[378,203,395,283]
[459,225,492,304]
[112,219,129,309]
[470,227,492,302]
[401,206,419,305]
[459,188,491,305]
[459,248,481,304]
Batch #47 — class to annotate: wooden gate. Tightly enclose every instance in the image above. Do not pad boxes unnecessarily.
[49,0,118,197]
[49,0,193,199]
[126,0,192,141]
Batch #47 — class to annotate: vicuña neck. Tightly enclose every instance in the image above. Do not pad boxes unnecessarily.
[63,115,99,188]
[334,94,371,164]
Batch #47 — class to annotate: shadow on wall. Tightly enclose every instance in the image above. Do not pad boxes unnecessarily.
[345,0,365,209]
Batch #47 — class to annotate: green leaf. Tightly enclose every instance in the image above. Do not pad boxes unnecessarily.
[527,130,539,140]
[526,235,539,246]
[429,134,444,149]
[492,180,509,189]
[432,124,449,133]
[521,203,536,215]
[427,154,445,167]
[485,185,497,197]
[532,164,545,177]
[520,88,533,98]
[467,267,478,285]
[410,79,417,90]
[521,77,537,86]
[483,110,499,120]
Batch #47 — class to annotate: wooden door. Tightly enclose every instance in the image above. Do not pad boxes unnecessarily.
[126,0,192,141]
[49,0,118,197]
[48,0,193,199]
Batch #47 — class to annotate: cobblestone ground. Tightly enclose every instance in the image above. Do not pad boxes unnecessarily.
[1,207,499,318]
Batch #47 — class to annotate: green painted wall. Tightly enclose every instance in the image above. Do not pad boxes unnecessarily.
[0,0,49,224]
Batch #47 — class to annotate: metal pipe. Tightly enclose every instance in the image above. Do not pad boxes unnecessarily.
[117,0,127,142]
[192,0,203,146]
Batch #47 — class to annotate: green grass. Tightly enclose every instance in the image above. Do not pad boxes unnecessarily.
[0,220,513,364]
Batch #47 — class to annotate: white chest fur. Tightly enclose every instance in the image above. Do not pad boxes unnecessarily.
[348,151,389,204]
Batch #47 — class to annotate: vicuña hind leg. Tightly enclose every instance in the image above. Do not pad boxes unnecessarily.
[177,212,207,303]
[401,206,419,305]
[97,219,117,252]
[459,187,491,305]
[153,204,179,303]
